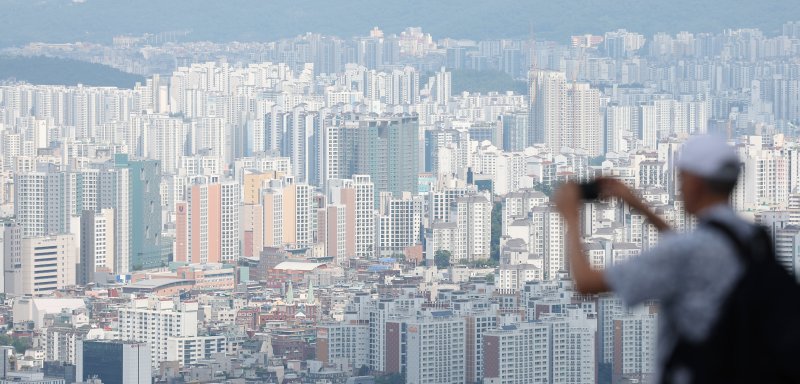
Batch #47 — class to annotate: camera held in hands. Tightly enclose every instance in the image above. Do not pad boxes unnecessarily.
[578,180,600,200]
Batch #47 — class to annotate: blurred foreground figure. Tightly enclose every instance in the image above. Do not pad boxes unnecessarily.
[556,135,800,384]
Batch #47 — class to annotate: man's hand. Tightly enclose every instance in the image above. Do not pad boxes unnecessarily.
[555,182,581,223]
[555,181,610,295]
[597,177,671,232]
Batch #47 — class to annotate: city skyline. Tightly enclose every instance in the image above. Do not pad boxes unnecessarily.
[0,4,799,384]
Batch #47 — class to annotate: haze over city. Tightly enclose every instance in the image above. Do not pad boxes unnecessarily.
[0,1,799,384]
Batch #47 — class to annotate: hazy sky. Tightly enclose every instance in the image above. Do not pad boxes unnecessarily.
[1,0,799,46]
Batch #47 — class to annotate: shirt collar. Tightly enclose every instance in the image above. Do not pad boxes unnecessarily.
[696,202,735,222]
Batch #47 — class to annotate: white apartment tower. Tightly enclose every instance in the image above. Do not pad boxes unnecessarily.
[195,117,229,166]
[605,104,633,153]
[79,208,115,284]
[502,190,549,236]
[353,175,376,258]
[378,192,423,257]
[315,323,370,370]
[531,206,566,280]
[118,298,199,369]
[404,313,466,384]
[14,172,47,238]
[544,308,597,384]
[566,82,603,157]
[530,71,567,152]
[482,323,551,384]
[141,116,187,174]
[219,181,240,262]
[454,195,492,263]
[612,308,658,383]
[434,68,452,106]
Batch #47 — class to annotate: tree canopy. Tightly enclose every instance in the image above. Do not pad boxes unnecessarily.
[434,250,451,269]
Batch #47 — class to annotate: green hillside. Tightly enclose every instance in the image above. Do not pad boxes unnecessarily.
[0,56,144,88]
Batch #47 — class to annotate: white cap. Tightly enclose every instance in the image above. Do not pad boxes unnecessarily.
[676,135,740,182]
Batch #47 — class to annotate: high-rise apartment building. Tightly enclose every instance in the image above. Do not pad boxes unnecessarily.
[333,115,419,201]
[324,179,357,262]
[353,175,376,258]
[530,71,603,156]
[316,323,370,370]
[605,104,634,153]
[461,308,498,384]
[603,29,646,58]
[117,298,199,369]
[265,107,323,185]
[455,195,492,262]
[433,68,452,106]
[283,107,320,185]
[14,167,83,238]
[112,154,163,271]
[500,112,529,152]
[735,136,789,210]
[386,67,420,105]
[318,204,350,263]
[402,312,465,384]
[530,71,567,152]
[377,192,423,257]
[544,308,597,384]
[195,117,229,167]
[597,297,625,374]
[423,128,470,177]
[774,225,800,278]
[175,176,240,264]
[261,178,317,249]
[79,208,115,284]
[612,308,657,383]
[483,323,551,384]
[140,116,188,175]
[14,172,48,238]
[46,326,91,366]
[531,206,566,280]
[566,82,603,156]
[502,190,549,236]
[428,181,478,224]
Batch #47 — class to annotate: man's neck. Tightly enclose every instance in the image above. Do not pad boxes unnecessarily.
[694,197,731,218]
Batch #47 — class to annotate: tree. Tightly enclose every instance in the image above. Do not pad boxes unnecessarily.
[469,259,499,268]
[11,338,28,354]
[0,334,29,354]
[589,155,606,166]
[434,250,451,269]
[532,182,554,198]
[376,373,405,384]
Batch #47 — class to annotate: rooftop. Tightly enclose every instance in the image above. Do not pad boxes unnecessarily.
[273,261,326,271]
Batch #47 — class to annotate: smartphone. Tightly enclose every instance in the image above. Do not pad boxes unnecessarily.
[578,181,600,200]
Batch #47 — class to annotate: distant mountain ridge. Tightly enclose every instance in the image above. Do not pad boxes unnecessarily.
[0,56,144,88]
[0,0,798,47]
